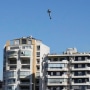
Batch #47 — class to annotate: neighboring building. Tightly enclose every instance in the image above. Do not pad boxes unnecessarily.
[44,48,90,90]
[3,36,50,90]
[0,80,3,90]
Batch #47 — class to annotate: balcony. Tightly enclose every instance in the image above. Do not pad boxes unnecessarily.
[20,50,31,58]
[72,74,90,78]
[8,63,17,66]
[21,58,30,65]
[19,75,30,78]
[19,82,30,86]
[20,89,29,90]
[21,65,30,70]
[19,89,29,90]
[47,82,68,86]
[7,71,17,78]
[7,51,17,58]
[46,67,68,71]
[46,87,67,90]
[72,59,90,63]
[19,86,30,90]
[8,60,16,64]
[19,71,30,78]
[46,74,68,78]
[9,65,17,70]
[71,81,90,85]
[7,78,16,85]
[47,78,68,86]
[47,60,68,64]
[71,66,90,71]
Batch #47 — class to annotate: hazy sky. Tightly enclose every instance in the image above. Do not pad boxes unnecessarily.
[0,0,90,80]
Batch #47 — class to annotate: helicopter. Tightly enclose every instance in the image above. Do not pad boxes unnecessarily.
[47,9,52,19]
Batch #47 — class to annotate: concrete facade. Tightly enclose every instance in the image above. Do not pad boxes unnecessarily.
[3,36,50,90]
[3,36,90,90]
[44,48,90,90]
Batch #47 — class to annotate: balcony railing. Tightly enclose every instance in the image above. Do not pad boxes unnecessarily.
[72,74,90,78]
[47,67,68,71]
[71,81,90,85]
[20,50,31,57]
[46,74,68,78]
[47,60,68,63]
[20,89,29,90]
[20,82,30,85]
[72,59,90,63]
[47,82,68,86]
[8,63,17,65]
[7,51,17,58]
[71,66,90,71]
[10,68,16,70]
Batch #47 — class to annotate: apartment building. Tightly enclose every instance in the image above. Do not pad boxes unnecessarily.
[3,36,50,90]
[3,36,90,90]
[44,48,90,90]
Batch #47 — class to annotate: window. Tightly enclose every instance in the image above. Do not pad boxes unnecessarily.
[78,64,82,68]
[10,66,16,70]
[37,59,40,64]
[53,72,56,75]
[85,57,88,60]
[35,86,39,90]
[37,45,40,51]
[36,79,39,84]
[78,57,81,60]
[7,51,17,57]
[7,86,14,90]
[21,59,30,64]
[21,65,30,69]
[51,87,53,90]
[87,85,90,89]
[7,71,16,77]
[10,46,19,49]
[9,60,17,64]
[22,46,31,49]
[56,72,60,76]
[78,72,82,76]
[27,40,31,44]
[21,50,31,56]
[56,87,60,90]
[53,58,58,61]
[51,72,53,76]
[78,79,82,83]
[60,58,65,61]
[75,57,78,61]
[37,52,40,57]
[7,79,15,84]
[74,64,78,68]
[7,86,12,90]
[22,39,27,44]
[14,40,19,45]
[36,66,40,71]
[82,56,85,60]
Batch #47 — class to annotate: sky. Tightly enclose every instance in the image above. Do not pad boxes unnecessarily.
[0,0,90,80]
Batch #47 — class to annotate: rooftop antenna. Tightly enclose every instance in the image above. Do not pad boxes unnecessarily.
[29,35,32,39]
